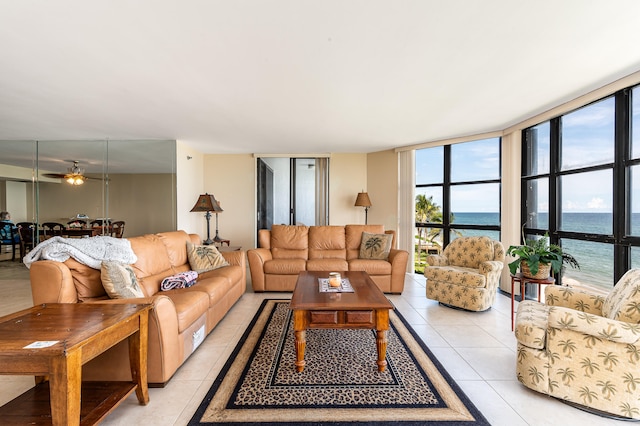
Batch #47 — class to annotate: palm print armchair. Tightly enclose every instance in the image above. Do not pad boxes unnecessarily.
[515,268,640,420]
[425,236,505,311]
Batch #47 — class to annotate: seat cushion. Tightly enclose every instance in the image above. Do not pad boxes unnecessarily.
[307,258,348,271]
[162,290,210,333]
[424,266,486,288]
[264,258,307,275]
[348,258,392,275]
[515,301,549,350]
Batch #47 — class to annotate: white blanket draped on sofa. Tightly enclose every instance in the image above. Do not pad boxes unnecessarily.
[23,236,137,269]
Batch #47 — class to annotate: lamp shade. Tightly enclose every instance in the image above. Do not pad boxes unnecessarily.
[190,193,223,213]
[354,192,372,207]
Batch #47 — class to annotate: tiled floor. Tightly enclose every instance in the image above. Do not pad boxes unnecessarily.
[0,261,622,425]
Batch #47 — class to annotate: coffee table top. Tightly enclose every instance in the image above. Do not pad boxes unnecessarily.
[290,271,393,311]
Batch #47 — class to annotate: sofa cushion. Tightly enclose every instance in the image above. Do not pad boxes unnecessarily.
[345,225,385,260]
[264,258,307,275]
[181,275,236,307]
[64,258,105,300]
[348,258,392,275]
[162,290,210,333]
[308,226,346,259]
[271,225,309,259]
[307,258,349,271]
[359,232,392,260]
[186,242,229,273]
[424,266,487,288]
[100,261,145,299]
[443,236,494,269]
[129,233,174,278]
[157,230,192,267]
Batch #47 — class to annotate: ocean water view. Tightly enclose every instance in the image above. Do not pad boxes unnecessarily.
[423,212,640,290]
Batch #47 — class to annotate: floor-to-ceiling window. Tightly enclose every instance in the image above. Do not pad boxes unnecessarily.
[521,84,640,290]
[415,137,501,272]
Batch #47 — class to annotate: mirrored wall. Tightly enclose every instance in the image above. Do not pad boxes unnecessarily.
[0,140,177,241]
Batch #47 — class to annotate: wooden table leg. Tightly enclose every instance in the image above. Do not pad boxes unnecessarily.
[294,330,306,372]
[376,309,390,372]
[49,349,82,426]
[293,310,307,372]
[129,310,149,404]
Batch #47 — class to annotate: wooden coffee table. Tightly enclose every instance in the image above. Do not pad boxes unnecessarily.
[0,302,151,425]
[290,271,394,373]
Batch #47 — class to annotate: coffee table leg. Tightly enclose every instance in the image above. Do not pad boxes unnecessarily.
[294,330,306,372]
[376,309,390,372]
[376,329,388,372]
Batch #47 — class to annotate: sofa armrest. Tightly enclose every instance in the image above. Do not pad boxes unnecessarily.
[548,306,640,345]
[426,254,448,267]
[221,249,246,268]
[29,260,79,304]
[247,248,273,292]
[479,260,503,274]
[546,285,605,315]
[388,249,409,293]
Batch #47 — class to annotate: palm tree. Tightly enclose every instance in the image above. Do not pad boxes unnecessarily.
[415,195,443,269]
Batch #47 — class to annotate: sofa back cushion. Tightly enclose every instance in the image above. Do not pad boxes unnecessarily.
[345,225,385,260]
[157,230,193,268]
[308,226,346,259]
[602,268,640,323]
[443,236,495,269]
[63,258,106,301]
[128,233,174,295]
[271,225,309,260]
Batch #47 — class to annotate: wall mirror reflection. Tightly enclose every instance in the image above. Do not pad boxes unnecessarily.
[0,140,177,267]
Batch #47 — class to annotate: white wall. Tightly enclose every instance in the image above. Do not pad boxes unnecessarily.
[329,154,368,226]
[176,141,205,236]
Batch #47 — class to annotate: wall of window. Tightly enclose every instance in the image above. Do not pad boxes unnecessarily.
[415,137,501,271]
[521,84,640,290]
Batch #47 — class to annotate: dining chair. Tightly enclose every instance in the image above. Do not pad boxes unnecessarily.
[0,223,19,261]
[41,222,64,240]
[16,222,36,259]
[111,221,125,238]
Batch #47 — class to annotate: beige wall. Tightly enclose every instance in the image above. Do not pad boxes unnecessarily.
[328,154,368,226]
[366,150,399,231]
[176,141,205,236]
[203,154,256,250]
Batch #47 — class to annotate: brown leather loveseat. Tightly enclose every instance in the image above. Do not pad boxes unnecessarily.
[29,230,246,386]
[248,224,408,293]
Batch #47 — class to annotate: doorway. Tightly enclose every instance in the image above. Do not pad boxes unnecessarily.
[256,157,329,236]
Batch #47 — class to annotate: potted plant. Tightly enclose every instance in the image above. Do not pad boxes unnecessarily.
[506,233,579,279]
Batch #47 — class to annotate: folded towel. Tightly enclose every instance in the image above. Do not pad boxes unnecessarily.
[161,271,198,291]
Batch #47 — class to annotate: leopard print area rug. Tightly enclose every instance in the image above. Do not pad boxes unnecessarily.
[189,299,489,425]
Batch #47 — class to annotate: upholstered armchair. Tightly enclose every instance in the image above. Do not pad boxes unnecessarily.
[425,236,505,311]
[515,269,640,420]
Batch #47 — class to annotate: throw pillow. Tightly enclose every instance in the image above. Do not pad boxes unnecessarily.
[359,232,392,260]
[186,241,229,273]
[100,261,145,299]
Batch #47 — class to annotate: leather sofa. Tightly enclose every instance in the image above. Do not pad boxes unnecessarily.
[247,224,409,293]
[29,230,246,386]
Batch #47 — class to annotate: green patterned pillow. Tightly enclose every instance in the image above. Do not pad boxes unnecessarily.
[186,241,229,273]
[359,232,392,260]
[100,261,145,299]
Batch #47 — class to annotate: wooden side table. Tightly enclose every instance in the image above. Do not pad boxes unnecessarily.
[511,273,555,331]
[0,303,151,425]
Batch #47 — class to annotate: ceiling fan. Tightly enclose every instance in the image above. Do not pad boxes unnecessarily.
[43,161,102,185]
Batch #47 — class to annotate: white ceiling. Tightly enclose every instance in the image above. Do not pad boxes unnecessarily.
[1,1,640,155]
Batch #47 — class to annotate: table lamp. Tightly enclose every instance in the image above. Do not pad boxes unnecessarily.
[190,193,224,245]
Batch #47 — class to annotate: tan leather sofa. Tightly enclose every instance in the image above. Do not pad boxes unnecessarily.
[248,224,408,293]
[29,230,246,386]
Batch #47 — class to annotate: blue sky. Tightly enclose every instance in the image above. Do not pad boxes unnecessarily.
[416,89,640,213]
